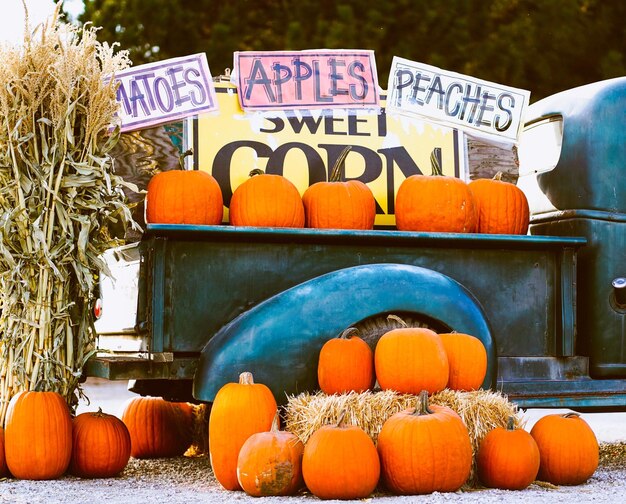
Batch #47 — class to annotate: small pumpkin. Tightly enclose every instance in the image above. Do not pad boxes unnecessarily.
[439,332,487,391]
[395,155,477,233]
[209,371,278,491]
[374,316,449,394]
[4,390,73,480]
[377,390,472,495]
[302,410,380,500]
[476,416,540,490]
[317,327,375,395]
[229,169,305,227]
[121,397,194,459]
[530,412,599,485]
[0,427,9,477]
[303,146,376,230]
[70,407,131,478]
[146,169,224,225]
[236,411,304,496]
[469,172,530,234]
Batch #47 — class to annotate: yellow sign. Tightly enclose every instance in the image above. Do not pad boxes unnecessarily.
[190,83,464,227]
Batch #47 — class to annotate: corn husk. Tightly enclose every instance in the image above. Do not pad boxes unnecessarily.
[284,388,522,487]
[0,3,135,424]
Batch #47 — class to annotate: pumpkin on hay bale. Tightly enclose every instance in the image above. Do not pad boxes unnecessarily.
[284,388,522,487]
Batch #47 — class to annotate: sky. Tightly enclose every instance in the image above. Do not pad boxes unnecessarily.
[1,0,84,44]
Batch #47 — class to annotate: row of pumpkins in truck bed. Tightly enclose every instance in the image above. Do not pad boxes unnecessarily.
[145,149,530,234]
[0,319,599,498]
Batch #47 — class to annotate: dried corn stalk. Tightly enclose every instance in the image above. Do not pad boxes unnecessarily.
[0,4,136,424]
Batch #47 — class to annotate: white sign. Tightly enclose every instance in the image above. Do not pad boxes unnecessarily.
[113,53,218,132]
[387,57,530,144]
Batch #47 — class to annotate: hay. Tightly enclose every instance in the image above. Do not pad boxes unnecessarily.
[284,388,521,487]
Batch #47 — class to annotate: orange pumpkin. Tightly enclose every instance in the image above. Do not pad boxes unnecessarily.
[530,412,599,485]
[395,160,477,233]
[303,147,376,230]
[121,397,194,459]
[70,408,131,478]
[439,332,487,391]
[236,412,304,496]
[317,327,375,395]
[302,410,380,500]
[374,320,449,394]
[146,169,224,225]
[0,428,9,477]
[377,390,472,495]
[4,390,73,480]
[229,170,305,227]
[209,371,278,491]
[476,416,540,490]
[469,172,530,234]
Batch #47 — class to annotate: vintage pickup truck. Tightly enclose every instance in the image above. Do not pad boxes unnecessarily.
[86,77,626,411]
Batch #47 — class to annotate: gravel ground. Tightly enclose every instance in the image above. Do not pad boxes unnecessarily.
[2,379,625,503]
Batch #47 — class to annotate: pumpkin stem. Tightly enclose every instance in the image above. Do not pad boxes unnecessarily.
[493,171,504,181]
[338,327,360,340]
[335,409,349,428]
[248,168,265,177]
[386,314,408,328]
[239,371,255,385]
[329,146,352,182]
[562,412,581,419]
[178,148,193,170]
[430,147,443,176]
[270,411,281,432]
[413,390,434,416]
[506,415,516,431]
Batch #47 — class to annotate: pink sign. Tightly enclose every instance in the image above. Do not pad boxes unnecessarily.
[234,50,380,111]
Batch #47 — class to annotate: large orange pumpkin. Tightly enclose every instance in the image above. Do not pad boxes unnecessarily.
[476,416,540,490]
[0,428,9,477]
[302,410,380,500]
[395,162,477,233]
[70,408,132,478]
[121,397,194,459]
[209,371,278,491]
[303,147,376,230]
[145,169,224,225]
[375,321,449,394]
[439,332,487,391]
[236,412,304,496]
[530,412,599,485]
[317,327,375,395]
[377,390,472,495]
[4,390,73,480]
[229,170,305,227]
[469,172,530,234]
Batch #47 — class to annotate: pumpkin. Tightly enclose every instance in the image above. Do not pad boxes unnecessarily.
[530,412,599,485]
[439,332,487,391]
[374,318,449,394]
[236,412,304,496]
[145,169,224,225]
[209,371,278,491]
[476,416,540,490]
[229,169,305,227]
[377,390,472,495]
[70,407,131,478]
[302,410,380,500]
[469,172,530,234]
[303,146,376,230]
[4,390,73,480]
[317,327,375,395]
[121,397,194,459]
[395,159,477,233]
[0,428,9,477]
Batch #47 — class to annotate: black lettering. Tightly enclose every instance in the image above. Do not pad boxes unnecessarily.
[459,84,482,123]
[495,93,515,132]
[347,114,369,136]
[313,60,333,103]
[293,58,312,101]
[260,117,285,134]
[272,63,292,104]
[445,83,463,117]
[377,107,387,137]
[476,91,496,127]
[324,114,347,135]
[425,75,445,109]
[267,142,326,185]
[347,61,368,100]
[328,58,349,97]
[286,113,324,134]
[393,69,414,107]
[410,73,430,106]
[379,146,424,214]
[244,58,276,102]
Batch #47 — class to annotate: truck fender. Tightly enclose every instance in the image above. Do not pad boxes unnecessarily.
[193,263,496,403]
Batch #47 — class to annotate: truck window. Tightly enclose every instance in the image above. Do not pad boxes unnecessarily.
[518,115,563,176]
